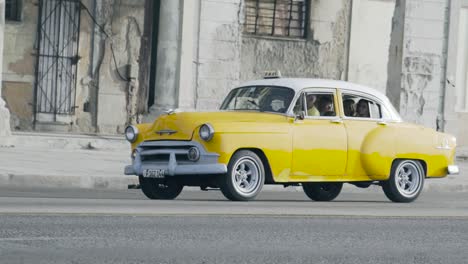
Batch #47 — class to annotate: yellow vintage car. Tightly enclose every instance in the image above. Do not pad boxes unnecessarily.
[124,77,459,203]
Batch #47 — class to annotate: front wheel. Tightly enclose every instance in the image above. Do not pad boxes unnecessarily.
[302,182,343,201]
[139,176,183,200]
[382,160,425,203]
[219,150,265,201]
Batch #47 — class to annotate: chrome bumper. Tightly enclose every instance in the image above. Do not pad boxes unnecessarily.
[124,140,227,177]
[448,165,459,175]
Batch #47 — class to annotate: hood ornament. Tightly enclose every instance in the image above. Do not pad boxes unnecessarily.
[164,109,176,115]
[155,129,177,136]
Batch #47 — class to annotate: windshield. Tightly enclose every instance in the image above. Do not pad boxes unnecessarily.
[220,86,295,114]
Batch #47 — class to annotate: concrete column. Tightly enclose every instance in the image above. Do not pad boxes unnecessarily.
[149,0,182,117]
[177,0,198,111]
[0,0,13,145]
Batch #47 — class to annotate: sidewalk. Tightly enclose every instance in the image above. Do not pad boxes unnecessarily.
[0,132,466,192]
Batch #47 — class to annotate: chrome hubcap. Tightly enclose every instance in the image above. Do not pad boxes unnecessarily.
[232,157,260,195]
[395,161,423,198]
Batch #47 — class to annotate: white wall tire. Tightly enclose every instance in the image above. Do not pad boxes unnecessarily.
[219,150,265,201]
[382,160,425,203]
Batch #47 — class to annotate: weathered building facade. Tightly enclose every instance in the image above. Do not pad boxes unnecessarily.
[1,0,467,151]
[0,0,12,145]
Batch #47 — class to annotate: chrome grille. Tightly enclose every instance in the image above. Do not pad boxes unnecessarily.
[138,142,194,163]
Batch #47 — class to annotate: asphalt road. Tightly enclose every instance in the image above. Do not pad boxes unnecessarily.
[0,188,467,264]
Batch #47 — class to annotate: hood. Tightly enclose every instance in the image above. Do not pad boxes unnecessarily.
[142,111,290,141]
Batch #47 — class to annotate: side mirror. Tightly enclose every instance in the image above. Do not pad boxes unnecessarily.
[296,111,305,120]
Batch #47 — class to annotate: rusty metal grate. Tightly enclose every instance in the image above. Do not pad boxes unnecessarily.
[34,0,81,119]
[244,0,308,38]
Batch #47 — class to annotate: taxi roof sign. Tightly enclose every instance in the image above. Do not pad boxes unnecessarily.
[263,70,282,79]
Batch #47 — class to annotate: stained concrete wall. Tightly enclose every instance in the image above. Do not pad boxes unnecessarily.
[2,0,460,141]
[94,0,144,134]
[1,0,36,131]
[194,0,243,110]
[399,0,450,129]
[1,0,144,134]
[241,0,350,82]
[0,0,12,142]
[194,0,351,110]
[1,0,95,132]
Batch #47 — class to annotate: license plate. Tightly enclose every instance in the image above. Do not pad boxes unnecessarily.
[143,169,166,179]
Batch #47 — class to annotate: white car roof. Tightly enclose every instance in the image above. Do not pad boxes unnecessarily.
[237,78,402,121]
[239,78,387,101]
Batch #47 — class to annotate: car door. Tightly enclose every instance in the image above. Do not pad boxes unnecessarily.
[290,88,347,181]
[341,91,395,179]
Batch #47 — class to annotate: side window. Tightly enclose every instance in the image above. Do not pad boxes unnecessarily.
[342,94,385,119]
[369,101,381,119]
[305,92,336,117]
[293,93,305,115]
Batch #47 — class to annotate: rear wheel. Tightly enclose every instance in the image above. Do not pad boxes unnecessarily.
[302,182,343,201]
[139,176,183,200]
[382,160,425,203]
[219,150,265,201]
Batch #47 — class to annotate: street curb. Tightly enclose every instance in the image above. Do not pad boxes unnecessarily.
[0,174,138,190]
[1,173,466,193]
[11,132,129,151]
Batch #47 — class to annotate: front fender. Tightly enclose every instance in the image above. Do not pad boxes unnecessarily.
[197,130,293,182]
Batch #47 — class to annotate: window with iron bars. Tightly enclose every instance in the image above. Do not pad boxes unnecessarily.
[244,0,308,38]
[5,0,22,21]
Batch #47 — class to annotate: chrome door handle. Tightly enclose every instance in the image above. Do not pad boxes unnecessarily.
[330,119,343,124]
[377,121,388,126]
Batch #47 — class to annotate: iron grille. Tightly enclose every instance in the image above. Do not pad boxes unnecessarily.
[244,0,308,38]
[5,0,22,21]
[34,0,81,117]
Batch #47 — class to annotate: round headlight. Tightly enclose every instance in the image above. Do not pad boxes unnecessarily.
[125,125,139,143]
[199,123,214,141]
[187,147,200,161]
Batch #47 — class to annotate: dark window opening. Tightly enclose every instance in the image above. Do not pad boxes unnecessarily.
[5,0,22,22]
[244,0,308,38]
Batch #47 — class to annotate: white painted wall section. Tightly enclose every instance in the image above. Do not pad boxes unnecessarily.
[347,0,395,93]
[455,7,468,111]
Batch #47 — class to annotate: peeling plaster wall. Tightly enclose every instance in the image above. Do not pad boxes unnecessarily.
[194,0,351,111]
[72,0,96,133]
[1,0,99,132]
[0,0,12,142]
[95,0,144,134]
[2,0,37,131]
[241,0,350,83]
[1,0,144,134]
[399,0,450,129]
[386,0,405,109]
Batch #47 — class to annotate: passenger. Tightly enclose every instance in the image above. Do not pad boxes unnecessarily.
[318,97,333,116]
[343,99,356,117]
[356,99,370,118]
[306,94,320,116]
